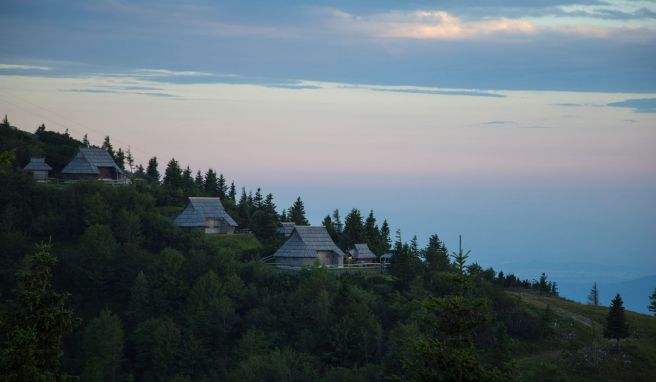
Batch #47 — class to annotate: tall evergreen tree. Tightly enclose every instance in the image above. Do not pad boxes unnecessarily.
[288,197,309,226]
[588,282,600,306]
[648,288,656,316]
[102,136,115,159]
[0,242,78,381]
[204,169,218,196]
[332,209,343,234]
[125,147,134,173]
[604,294,630,346]
[146,157,160,182]
[424,234,450,271]
[115,148,125,170]
[81,309,125,382]
[217,174,227,198]
[1,114,9,127]
[163,158,183,189]
[194,170,204,193]
[379,219,391,253]
[342,208,364,249]
[228,181,237,202]
[83,134,90,147]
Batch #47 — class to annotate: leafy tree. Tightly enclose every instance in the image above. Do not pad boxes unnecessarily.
[288,197,309,226]
[604,293,630,346]
[0,242,78,381]
[588,282,600,306]
[146,157,160,182]
[650,288,656,316]
[81,309,125,382]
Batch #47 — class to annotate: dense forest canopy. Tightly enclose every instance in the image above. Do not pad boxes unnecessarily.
[1,117,654,381]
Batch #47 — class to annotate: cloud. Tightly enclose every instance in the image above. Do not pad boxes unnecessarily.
[63,88,177,98]
[348,85,506,97]
[135,68,213,77]
[0,63,51,71]
[482,120,514,125]
[380,11,537,40]
[607,98,656,113]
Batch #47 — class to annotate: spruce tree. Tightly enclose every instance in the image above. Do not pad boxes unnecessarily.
[288,197,309,226]
[0,242,79,381]
[83,134,90,146]
[648,288,656,316]
[588,282,600,306]
[81,309,125,382]
[146,157,159,182]
[115,148,126,170]
[228,181,237,202]
[217,174,227,198]
[204,169,218,196]
[604,293,629,347]
[126,147,134,173]
[163,158,183,189]
[1,114,9,127]
[102,136,115,159]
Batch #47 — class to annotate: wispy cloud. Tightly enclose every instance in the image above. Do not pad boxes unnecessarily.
[135,68,213,77]
[607,98,656,113]
[344,84,506,97]
[0,63,51,71]
[482,120,514,125]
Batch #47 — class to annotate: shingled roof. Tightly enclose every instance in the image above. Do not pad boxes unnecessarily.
[174,197,238,227]
[61,148,123,175]
[350,243,377,260]
[274,226,346,258]
[277,222,296,236]
[24,157,52,171]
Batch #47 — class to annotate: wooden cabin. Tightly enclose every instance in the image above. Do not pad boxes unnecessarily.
[273,226,345,268]
[277,222,296,237]
[23,157,52,182]
[61,148,126,183]
[174,197,238,234]
[348,243,378,264]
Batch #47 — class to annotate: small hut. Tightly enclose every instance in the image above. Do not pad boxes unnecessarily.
[23,157,52,181]
[174,197,238,234]
[273,226,345,267]
[61,148,126,183]
[349,243,377,264]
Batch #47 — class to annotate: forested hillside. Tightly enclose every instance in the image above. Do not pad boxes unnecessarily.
[1,118,655,381]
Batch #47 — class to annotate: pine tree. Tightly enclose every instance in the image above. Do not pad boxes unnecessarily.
[424,234,450,271]
[146,157,159,182]
[115,148,126,170]
[1,114,9,127]
[217,174,227,198]
[194,171,204,193]
[102,136,115,159]
[83,134,90,147]
[125,147,134,173]
[163,158,183,189]
[204,169,218,196]
[81,309,125,382]
[648,288,656,316]
[604,293,629,347]
[343,208,364,249]
[0,242,79,381]
[288,197,309,226]
[588,282,600,306]
[332,209,343,234]
[379,219,391,253]
[228,181,237,202]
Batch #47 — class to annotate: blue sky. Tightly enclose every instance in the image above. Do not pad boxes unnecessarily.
[1,0,655,310]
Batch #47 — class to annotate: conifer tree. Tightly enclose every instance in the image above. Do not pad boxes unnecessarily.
[217,174,227,198]
[83,134,90,146]
[380,219,391,253]
[288,197,309,226]
[115,148,125,170]
[228,181,237,202]
[125,147,134,173]
[146,157,159,182]
[1,114,9,127]
[0,242,78,381]
[343,208,364,249]
[332,209,343,234]
[204,169,218,196]
[163,158,183,189]
[604,293,629,347]
[194,170,204,193]
[81,309,125,382]
[102,136,115,159]
[588,282,600,306]
[649,288,656,316]
[424,234,450,271]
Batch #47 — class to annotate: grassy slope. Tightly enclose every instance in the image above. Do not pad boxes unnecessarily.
[508,291,656,381]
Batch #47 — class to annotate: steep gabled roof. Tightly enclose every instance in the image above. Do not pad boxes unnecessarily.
[274,226,345,258]
[277,222,296,235]
[174,197,238,227]
[24,157,52,171]
[61,148,123,175]
[350,243,377,260]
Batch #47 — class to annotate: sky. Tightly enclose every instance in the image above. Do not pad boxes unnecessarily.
[1,0,655,310]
